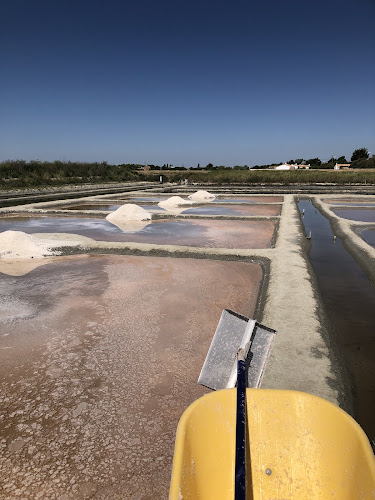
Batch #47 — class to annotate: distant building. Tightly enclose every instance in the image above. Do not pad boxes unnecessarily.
[334,163,350,170]
[296,164,310,169]
[271,163,310,170]
[272,163,296,171]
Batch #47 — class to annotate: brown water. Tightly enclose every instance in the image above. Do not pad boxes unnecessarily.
[0,254,263,499]
[333,208,375,222]
[0,216,275,248]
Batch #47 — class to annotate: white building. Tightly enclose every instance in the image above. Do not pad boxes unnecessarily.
[273,163,295,170]
[272,163,310,170]
[334,163,350,170]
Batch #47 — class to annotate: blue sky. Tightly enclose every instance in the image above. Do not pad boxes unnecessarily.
[1,0,374,166]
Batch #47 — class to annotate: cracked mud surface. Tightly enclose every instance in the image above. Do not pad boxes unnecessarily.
[0,254,262,499]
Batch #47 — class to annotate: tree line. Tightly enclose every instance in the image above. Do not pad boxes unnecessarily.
[0,160,146,188]
[252,148,373,169]
[0,147,373,189]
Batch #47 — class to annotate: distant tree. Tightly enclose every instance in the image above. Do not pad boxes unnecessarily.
[351,157,375,169]
[351,148,369,161]
[327,156,336,167]
[197,163,200,168]
[306,158,321,167]
[294,158,304,165]
[336,156,348,164]
[206,163,214,169]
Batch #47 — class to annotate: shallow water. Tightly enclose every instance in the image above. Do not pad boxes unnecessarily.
[63,204,163,212]
[333,208,375,222]
[125,196,283,204]
[0,216,275,248]
[65,204,120,211]
[212,196,283,203]
[298,200,375,437]
[323,198,375,207]
[361,228,375,247]
[0,254,263,498]
[181,204,281,216]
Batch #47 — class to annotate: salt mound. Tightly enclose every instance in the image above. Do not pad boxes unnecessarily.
[158,196,193,210]
[0,231,57,259]
[188,190,216,201]
[106,204,152,223]
[105,219,150,233]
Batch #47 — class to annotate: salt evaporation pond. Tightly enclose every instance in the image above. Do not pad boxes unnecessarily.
[64,204,163,212]
[0,216,275,248]
[180,203,281,216]
[125,196,283,204]
[323,198,375,207]
[299,200,375,437]
[361,228,375,247]
[0,254,263,499]
[333,208,375,222]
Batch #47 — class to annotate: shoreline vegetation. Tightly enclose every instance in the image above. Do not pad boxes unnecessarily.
[1,160,375,189]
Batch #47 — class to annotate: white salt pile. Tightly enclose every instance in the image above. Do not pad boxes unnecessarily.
[188,190,216,201]
[106,204,152,223]
[158,196,193,211]
[105,204,151,233]
[105,219,150,233]
[0,231,61,259]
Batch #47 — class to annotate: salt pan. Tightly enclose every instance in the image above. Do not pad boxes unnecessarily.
[106,204,151,223]
[0,231,60,260]
[188,190,216,202]
[158,196,193,211]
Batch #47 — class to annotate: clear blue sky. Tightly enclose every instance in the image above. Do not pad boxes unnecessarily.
[1,0,374,166]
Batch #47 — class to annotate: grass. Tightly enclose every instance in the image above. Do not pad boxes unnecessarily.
[1,160,374,189]
[154,169,375,185]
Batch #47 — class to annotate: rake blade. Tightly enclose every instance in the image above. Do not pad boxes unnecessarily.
[198,309,276,391]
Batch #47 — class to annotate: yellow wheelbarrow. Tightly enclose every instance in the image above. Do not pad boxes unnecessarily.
[169,388,375,499]
[170,311,375,499]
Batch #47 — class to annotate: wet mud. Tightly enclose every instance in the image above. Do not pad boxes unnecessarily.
[0,254,263,499]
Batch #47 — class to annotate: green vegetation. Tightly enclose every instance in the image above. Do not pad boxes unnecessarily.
[154,169,375,185]
[351,148,369,161]
[0,160,146,189]
[1,152,375,190]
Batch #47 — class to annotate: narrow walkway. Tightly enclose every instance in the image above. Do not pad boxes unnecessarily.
[261,195,342,406]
